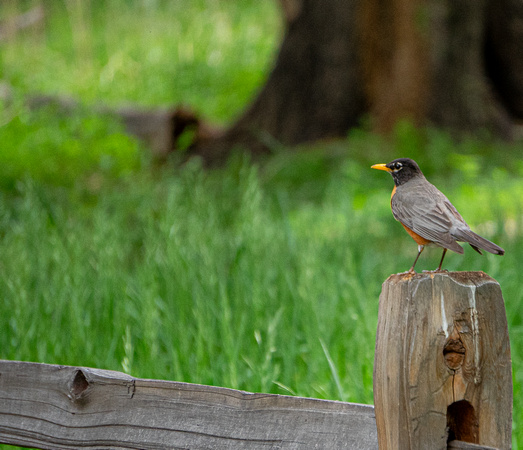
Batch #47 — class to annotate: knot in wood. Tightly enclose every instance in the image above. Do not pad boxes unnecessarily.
[443,338,466,370]
[69,369,90,403]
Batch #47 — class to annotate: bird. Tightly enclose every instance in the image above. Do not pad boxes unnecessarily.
[371,158,504,273]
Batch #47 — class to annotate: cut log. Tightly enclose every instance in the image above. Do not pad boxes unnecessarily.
[27,95,221,159]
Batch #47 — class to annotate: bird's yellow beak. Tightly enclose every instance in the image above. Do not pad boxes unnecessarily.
[371,163,391,172]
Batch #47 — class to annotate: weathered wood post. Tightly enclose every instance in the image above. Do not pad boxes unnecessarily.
[373,272,512,449]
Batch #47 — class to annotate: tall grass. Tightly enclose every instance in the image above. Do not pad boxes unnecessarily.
[0,156,383,402]
[1,150,522,444]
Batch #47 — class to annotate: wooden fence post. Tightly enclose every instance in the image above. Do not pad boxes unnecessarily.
[373,272,512,450]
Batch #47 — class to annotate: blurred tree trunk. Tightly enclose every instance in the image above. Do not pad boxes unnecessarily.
[191,0,522,164]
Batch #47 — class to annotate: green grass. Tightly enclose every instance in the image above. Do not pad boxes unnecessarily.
[1,1,523,448]
[1,0,281,123]
[0,105,144,190]
[0,156,374,401]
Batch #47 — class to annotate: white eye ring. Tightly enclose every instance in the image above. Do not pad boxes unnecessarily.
[393,162,403,171]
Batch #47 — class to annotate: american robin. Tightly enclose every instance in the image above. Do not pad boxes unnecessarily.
[371,158,504,272]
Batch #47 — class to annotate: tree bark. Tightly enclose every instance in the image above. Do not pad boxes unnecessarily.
[191,0,522,164]
[192,0,365,164]
[425,0,514,136]
[484,0,523,119]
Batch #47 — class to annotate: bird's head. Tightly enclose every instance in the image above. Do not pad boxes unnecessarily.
[371,158,424,186]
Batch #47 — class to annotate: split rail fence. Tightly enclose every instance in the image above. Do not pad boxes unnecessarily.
[0,272,512,449]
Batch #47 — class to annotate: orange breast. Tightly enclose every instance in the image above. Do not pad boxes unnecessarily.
[391,185,432,245]
[401,223,432,245]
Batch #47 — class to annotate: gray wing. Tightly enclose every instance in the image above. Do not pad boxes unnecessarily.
[391,181,465,253]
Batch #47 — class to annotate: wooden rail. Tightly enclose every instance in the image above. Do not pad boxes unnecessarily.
[0,360,378,449]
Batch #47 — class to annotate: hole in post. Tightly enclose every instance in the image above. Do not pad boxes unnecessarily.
[447,400,479,444]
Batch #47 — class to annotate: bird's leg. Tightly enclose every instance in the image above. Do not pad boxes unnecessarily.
[408,245,424,273]
[435,248,448,272]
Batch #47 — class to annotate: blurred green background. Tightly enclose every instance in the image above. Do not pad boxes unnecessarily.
[1,1,522,448]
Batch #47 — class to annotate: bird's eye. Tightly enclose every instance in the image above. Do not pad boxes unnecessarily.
[394,162,403,171]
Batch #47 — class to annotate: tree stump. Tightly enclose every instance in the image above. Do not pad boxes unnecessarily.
[373,272,512,450]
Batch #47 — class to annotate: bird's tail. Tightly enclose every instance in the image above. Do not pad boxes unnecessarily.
[453,228,505,255]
